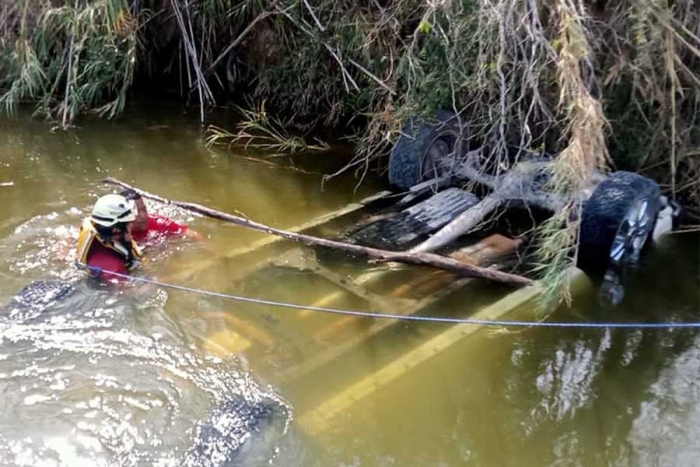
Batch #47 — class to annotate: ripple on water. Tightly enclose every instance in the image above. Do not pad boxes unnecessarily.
[3,210,83,281]
[0,283,293,467]
[629,334,700,467]
[532,330,611,424]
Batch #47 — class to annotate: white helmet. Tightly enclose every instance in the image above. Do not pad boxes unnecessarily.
[91,194,137,227]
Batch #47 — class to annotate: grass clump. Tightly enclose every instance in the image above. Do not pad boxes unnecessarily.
[0,0,139,127]
[205,101,329,154]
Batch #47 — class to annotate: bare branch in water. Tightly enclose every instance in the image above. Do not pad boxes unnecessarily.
[103,177,534,286]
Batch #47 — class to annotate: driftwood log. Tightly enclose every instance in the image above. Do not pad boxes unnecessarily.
[103,177,533,286]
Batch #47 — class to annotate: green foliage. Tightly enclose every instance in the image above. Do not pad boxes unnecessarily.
[0,0,139,126]
[205,101,329,154]
[531,206,579,310]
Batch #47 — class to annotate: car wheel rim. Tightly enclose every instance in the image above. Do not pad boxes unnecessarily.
[421,138,453,180]
[610,199,652,264]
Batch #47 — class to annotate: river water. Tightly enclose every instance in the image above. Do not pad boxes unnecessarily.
[1,107,698,466]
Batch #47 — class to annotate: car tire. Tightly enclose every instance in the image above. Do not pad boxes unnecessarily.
[388,111,465,188]
[577,171,661,274]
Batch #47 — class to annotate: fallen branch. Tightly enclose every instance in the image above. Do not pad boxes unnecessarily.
[103,177,533,286]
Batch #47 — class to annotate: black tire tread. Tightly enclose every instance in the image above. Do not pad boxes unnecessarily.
[577,171,660,273]
[388,111,460,188]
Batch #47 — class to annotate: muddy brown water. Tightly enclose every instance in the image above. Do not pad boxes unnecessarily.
[1,107,699,466]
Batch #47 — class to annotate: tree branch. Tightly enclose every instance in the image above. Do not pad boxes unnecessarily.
[103,177,533,286]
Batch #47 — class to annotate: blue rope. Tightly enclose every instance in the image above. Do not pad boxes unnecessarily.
[76,263,700,329]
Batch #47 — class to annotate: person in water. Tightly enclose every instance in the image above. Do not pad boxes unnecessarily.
[76,193,143,282]
[120,189,200,243]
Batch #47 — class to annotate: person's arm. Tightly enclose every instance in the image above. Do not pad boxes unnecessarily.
[152,215,192,238]
[154,215,210,245]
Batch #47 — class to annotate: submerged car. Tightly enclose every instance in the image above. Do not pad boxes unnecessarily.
[384,111,679,275]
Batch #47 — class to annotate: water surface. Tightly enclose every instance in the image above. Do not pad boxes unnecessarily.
[1,108,698,466]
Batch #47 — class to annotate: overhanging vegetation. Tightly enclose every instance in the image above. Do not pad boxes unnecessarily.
[2,0,698,303]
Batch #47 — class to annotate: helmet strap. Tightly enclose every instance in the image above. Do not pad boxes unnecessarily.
[113,223,138,267]
[94,224,114,241]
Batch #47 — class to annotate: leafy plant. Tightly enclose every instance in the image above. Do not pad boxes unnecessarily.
[205,101,329,154]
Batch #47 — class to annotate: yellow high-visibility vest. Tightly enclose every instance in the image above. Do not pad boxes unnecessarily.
[76,218,143,271]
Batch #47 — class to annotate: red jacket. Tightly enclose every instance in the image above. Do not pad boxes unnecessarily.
[132,215,187,243]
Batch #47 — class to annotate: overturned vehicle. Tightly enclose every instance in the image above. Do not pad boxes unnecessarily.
[382,111,680,276]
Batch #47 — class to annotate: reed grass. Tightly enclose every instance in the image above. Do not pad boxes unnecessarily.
[204,101,329,154]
